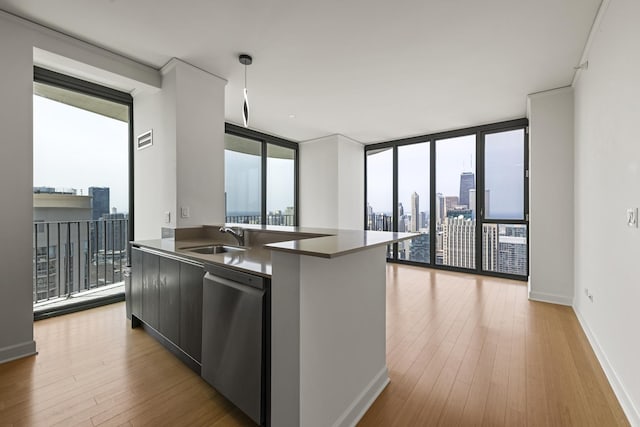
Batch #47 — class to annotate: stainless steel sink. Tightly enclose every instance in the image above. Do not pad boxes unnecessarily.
[185,245,246,255]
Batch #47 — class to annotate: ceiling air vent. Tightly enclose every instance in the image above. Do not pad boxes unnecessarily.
[137,130,153,150]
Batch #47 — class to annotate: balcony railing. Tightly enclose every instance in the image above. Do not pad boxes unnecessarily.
[33,219,129,304]
[226,214,295,226]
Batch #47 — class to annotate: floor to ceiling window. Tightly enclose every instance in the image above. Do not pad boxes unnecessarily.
[366,147,394,258]
[435,135,476,269]
[225,133,262,224]
[33,67,133,315]
[481,128,528,276]
[224,124,298,226]
[365,119,528,280]
[397,142,430,263]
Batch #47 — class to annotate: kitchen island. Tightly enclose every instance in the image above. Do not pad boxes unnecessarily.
[130,225,415,427]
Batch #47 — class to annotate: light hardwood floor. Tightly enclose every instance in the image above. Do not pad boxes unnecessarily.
[0,265,629,426]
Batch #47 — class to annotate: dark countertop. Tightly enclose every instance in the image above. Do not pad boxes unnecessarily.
[132,225,417,278]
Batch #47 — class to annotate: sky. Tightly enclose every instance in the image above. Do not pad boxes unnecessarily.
[33,95,129,213]
[367,130,524,219]
[225,151,295,215]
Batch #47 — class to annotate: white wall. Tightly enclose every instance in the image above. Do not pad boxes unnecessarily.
[527,87,574,305]
[0,11,159,363]
[573,0,640,423]
[0,16,37,363]
[300,135,364,229]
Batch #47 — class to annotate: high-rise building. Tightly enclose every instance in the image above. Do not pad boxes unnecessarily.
[482,223,498,271]
[498,236,527,275]
[89,187,110,221]
[459,172,475,208]
[409,233,430,263]
[435,193,445,222]
[444,196,459,215]
[442,217,475,269]
[446,208,473,219]
[410,192,419,232]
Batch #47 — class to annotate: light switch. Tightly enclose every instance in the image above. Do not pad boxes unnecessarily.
[181,207,190,218]
[626,208,638,228]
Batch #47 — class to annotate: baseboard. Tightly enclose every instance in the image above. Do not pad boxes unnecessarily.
[573,307,640,426]
[528,290,573,306]
[332,366,390,427]
[0,340,37,364]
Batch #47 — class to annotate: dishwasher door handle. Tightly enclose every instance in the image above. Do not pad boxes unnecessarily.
[205,273,264,294]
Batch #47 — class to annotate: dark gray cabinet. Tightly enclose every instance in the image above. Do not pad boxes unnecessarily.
[141,251,160,330]
[131,248,143,318]
[159,257,180,345]
[129,246,204,368]
[180,261,204,363]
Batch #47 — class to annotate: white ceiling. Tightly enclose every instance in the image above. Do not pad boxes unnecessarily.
[0,0,600,144]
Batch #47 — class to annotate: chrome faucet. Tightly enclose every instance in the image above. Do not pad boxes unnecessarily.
[219,226,245,247]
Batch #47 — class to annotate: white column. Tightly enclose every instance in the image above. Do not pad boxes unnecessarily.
[299,134,364,229]
[527,87,574,305]
[0,15,37,363]
[134,59,227,239]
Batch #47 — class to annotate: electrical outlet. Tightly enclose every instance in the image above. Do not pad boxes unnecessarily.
[181,207,190,218]
[164,211,171,224]
[627,208,638,228]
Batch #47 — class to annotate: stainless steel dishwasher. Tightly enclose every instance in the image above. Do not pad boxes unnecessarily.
[202,265,266,425]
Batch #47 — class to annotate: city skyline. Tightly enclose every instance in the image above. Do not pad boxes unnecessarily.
[367,131,524,219]
[367,165,527,276]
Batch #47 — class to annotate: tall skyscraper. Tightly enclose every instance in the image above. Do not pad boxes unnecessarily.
[409,233,429,263]
[498,236,527,275]
[89,187,110,221]
[442,217,476,269]
[459,172,475,208]
[482,223,498,271]
[436,193,445,222]
[444,196,459,215]
[410,192,419,232]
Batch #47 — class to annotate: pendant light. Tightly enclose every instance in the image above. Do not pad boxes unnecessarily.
[239,54,252,128]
